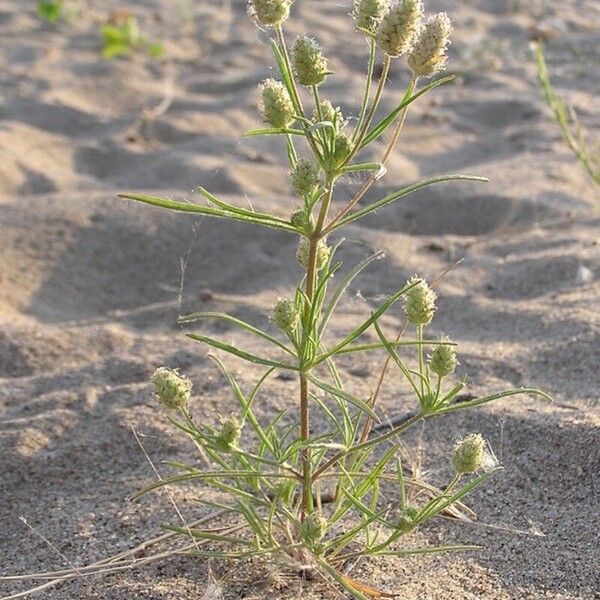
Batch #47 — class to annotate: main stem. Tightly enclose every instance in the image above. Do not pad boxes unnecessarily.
[299,181,334,518]
[299,371,312,518]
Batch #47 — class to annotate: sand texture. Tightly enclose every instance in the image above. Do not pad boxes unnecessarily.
[1,0,599,598]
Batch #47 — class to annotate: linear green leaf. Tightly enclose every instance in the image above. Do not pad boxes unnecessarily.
[309,375,379,422]
[319,250,384,337]
[340,488,392,526]
[119,192,298,233]
[244,127,305,137]
[333,338,456,356]
[361,75,455,148]
[342,162,384,174]
[436,387,553,415]
[187,333,298,371]
[179,311,295,356]
[417,470,499,523]
[368,544,481,557]
[165,525,252,546]
[334,175,489,229]
[315,279,420,364]
[197,186,295,228]
[131,470,266,501]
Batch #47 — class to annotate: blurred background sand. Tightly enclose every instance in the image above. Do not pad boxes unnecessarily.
[1,0,599,598]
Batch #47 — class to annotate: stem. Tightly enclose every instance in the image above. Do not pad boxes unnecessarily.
[298,180,335,518]
[315,178,335,234]
[380,76,417,165]
[417,324,425,397]
[446,474,461,494]
[299,373,313,517]
[275,24,303,116]
[313,413,423,480]
[344,53,391,166]
[357,323,408,445]
[285,133,298,168]
[313,85,323,120]
[352,38,376,144]
[323,77,417,236]
[311,84,332,158]
[275,24,325,168]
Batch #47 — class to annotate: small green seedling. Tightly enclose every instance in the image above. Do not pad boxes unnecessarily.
[101,16,165,60]
[37,0,70,24]
[535,41,600,188]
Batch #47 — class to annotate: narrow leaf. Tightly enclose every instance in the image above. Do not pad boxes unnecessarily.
[244,127,305,137]
[315,279,420,364]
[119,192,297,233]
[361,75,455,148]
[179,311,295,356]
[370,544,481,557]
[196,186,294,228]
[187,334,298,371]
[319,250,385,336]
[309,375,379,422]
[334,175,489,230]
[436,387,553,415]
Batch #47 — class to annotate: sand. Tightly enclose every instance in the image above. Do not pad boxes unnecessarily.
[1,0,599,598]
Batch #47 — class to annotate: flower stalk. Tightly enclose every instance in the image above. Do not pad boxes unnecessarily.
[118,2,552,597]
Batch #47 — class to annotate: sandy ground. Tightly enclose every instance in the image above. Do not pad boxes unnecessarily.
[1,0,599,598]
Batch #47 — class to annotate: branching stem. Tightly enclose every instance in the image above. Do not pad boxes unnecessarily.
[352,38,376,144]
[346,53,391,165]
[324,76,417,235]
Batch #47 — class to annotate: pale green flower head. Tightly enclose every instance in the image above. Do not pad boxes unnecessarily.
[377,0,424,57]
[396,506,418,533]
[403,276,437,326]
[273,298,300,333]
[292,35,330,87]
[260,79,295,128]
[291,159,320,197]
[452,433,486,475]
[290,207,311,231]
[353,0,391,36]
[333,131,353,166]
[408,12,452,77]
[296,238,330,271]
[248,0,292,27]
[313,99,344,130]
[302,510,328,542]
[152,367,192,411]
[429,338,458,377]
[214,415,242,453]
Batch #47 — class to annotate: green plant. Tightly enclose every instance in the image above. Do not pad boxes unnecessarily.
[37,0,73,24]
[534,41,600,188]
[120,1,550,596]
[101,16,165,60]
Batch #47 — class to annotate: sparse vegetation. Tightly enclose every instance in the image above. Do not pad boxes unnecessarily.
[535,41,600,188]
[101,14,165,60]
[37,0,74,24]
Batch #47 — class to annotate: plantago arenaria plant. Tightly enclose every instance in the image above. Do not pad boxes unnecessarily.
[120,1,550,596]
